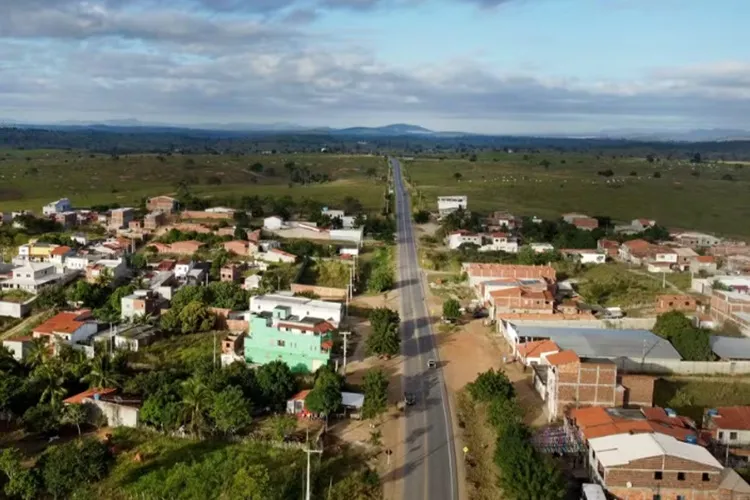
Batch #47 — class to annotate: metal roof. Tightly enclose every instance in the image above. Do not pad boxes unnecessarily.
[512,324,681,361]
[710,336,750,360]
[589,433,721,469]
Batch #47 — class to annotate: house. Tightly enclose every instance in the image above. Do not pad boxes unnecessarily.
[480,277,550,303]
[655,294,697,314]
[85,258,127,284]
[486,211,518,231]
[692,274,750,295]
[671,246,700,271]
[220,263,242,282]
[287,390,364,417]
[726,255,750,274]
[2,337,33,361]
[224,240,251,256]
[587,432,728,500]
[597,239,619,258]
[480,233,520,253]
[63,254,100,272]
[181,208,235,220]
[264,216,284,231]
[0,294,33,319]
[488,287,554,318]
[562,212,590,224]
[109,207,134,229]
[121,290,160,321]
[690,256,718,275]
[167,240,205,256]
[17,241,59,262]
[175,259,194,279]
[571,217,599,231]
[631,218,656,231]
[243,274,262,291]
[462,263,557,290]
[673,231,723,249]
[567,406,702,445]
[63,388,141,428]
[48,245,75,268]
[710,289,750,335]
[257,248,297,264]
[220,333,245,366]
[54,211,77,228]
[447,230,482,250]
[329,228,365,246]
[530,242,555,254]
[250,294,342,327]
[0,262,68,293]
[561,249,606,264]
[244,306,335,373]
[248,229,261,244]
[147,195,179,213]
[144,211,167,231]
[113,325,159,352]
[618,239,652,264]
[42,198,72,216]
[516,339,560,366]
[33,309,98,345]
[704,407,750,446]
[437,196,467,216]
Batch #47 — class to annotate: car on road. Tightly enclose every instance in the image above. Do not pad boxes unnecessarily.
[404,392,416,406]
[427,359,437,369]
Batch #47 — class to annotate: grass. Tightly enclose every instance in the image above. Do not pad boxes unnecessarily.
[298,260,350,288]
[404,154,750,239]
[576,263,677,311]
[0,150,388,212]
[653,377,750,422]
[130,332,216,367]
[0,289,34,302]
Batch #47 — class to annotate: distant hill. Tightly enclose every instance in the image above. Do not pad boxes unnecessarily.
[598,128,750,142]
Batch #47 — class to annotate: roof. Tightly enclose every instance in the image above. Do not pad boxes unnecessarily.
[708,406,750,431]
[341,391,365,409]
[50,245,72,256]
[622,239,651,250]
[517,339,559,358]
[719,468,750,493]
[463,263,556,281]
[510,324,682,361]
[270,248,296,258]
[696,255,716,263]
[598,239,619,249]
[710,336,750,360]
[545,350,579,365]
[63,387,117,405]
[572,217,599,228]
[34,310,93,335]
[570,406,699,443]
[588,432,722,469]
[289,389,311,401]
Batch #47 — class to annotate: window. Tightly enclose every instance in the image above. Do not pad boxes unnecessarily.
[653,496,661,500]
[676,496,685,500]
[277,340,286,347]
[730,432,738,440]
[702,473,710,482]
[719,431,724,439]
[677,472,685,481]
[654,471,663,480]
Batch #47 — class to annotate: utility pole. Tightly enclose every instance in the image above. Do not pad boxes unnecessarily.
[662,271,666,289]
[340,331,352,374]
[304,446,323,500]
[213,331,217,367]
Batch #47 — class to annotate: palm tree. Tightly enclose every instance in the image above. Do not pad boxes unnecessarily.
[33,361,68,408]
[181,377,212,437]
[0,346,19,373]
[25,337,49,369]
[62,403,87,436]
[81,354,121,389]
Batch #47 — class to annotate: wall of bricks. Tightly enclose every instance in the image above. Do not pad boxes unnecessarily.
[290,283,347,301]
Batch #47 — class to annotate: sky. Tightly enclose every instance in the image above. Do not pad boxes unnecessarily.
[1,0,750,134]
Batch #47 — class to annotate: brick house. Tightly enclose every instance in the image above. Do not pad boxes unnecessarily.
[224,240,251,256]
[690,256,718,275]
[220,263,242,282]
[167,241,205,256]
[488,287,554,317]
[146,195,178,213]
[144,211,167,231]
[588,432,728,500]
[109,208,134,229]
[619,239,653,264]
[462,263,557,290]
[121,290,160,321]
[710,289,750,334]
[572,217,599,231]
[655,294,698,314]
[598,239,620,258]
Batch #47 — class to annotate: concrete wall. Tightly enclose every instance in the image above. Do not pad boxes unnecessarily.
[290,283,347,301]
[87,399,139,428]
[0,298,32,318]
[617,358,750,375]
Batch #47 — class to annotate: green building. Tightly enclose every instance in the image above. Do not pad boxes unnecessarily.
[244,305,334,373]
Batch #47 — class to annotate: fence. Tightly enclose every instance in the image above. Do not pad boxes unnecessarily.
[617,358,750,375]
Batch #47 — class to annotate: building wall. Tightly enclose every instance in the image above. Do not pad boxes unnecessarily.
[86,399,139,428]
[181,210,233,220]
[244,316,330,373]
[70,323,99,344]
[289,283,347,301]
[0,300,31,318]
[548,362,617,420]
[711,427,750,446]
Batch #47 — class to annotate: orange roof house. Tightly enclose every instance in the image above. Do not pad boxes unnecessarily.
[545,350,580,366]
[33,309,98,345]
[63,387,117,405]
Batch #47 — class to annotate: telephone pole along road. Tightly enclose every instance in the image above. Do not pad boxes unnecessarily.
[390,157,459,500]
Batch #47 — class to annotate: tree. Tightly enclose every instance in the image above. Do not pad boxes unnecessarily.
[256,361,297,411]
[367,267,394,293]
[442,299,461,321]
[178,301,215,334]
[352,213,367,228]
[35,285,67,310]
[0,448,40,500]
[210,385,252,436]
[453,172,462,181]
[22,403,61,435]
[691,152,702,164]
[362,369,389,419]
[671,328,714,362]
[305,369,342,428]
[413,210,429,224]
[467,369,515,403]
[81,353,121,389]
[208,281,249,310]
[25,337,49,369]
[62,403,87,436]
[181,376,213,437]
[366,308,401,357]
[159,309,181,332]
[140,389,183,432]
[653,311,693,340]
[267,414,297,441]
[653,171,662,178]
[39,438,111,499]
[516,245,537,265]
[539,159,551,169]
[234,226,248,240]
[32,361,68,408]
[170,285,211,312]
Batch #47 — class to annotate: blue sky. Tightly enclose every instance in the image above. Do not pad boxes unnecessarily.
[1,0,749,133]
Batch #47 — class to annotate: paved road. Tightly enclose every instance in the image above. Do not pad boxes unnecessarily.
[390,157,459,500]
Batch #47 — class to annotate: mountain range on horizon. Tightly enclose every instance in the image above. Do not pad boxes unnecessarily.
[1,118,750,142]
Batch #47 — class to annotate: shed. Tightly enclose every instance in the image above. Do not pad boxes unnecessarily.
[710,336,750,361]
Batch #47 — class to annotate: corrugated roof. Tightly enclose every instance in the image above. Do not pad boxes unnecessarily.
[719,468,750,493]
[709,406,750,431]
[517,339,559,358]
[63,387,117,405]
[512,324,682,361]
[589,432,722,469]
[710,336,750,360]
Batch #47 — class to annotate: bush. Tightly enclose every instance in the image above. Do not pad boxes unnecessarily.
[466,369,514,403]
[39,438,112,499]
[442,299,461,320]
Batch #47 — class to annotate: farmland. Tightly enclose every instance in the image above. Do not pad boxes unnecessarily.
[404,152,750,238]
[0,149,388,213]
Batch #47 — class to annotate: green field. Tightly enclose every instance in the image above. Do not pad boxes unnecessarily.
[0,150,388,212]
[654,377,750,422]
[404,153,750,238]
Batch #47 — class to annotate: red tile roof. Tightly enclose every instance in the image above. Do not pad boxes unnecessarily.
[572,217,599,229]
[464,263,556,282]
[289,389,311,401]
[545,350,580,366]
[63,387,117,405]
[34,310,93,336]
[517,339,559,358]
[50,245,72,256]
[598,239,619,249]
[696,255,716,263]
[271,248,296,258]
[710,407,750,431]
[623,239,651,250]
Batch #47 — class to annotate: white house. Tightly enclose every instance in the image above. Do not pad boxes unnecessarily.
[561,249,607,264]
[530,243,555,254]
[447,231,482,250]
[329,228,364,247]
[32,309,98,345]
[42,198,72,216]
[0,262,66,293]
[256,248,297,264]
[71,233,89,246]
[321,208,345,219]
[479,233,520,253]
[437,196,467,216]
[86,258,128,283]
[340,248,360,257]
[175,259,194,279]
[243,274,262,291]
[2,337,33,361]
[64,254,101,271]
[250,293,342,327]
[705,407,750,446]
[264,216,284,231]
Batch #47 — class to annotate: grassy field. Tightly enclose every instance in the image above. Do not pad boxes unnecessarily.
[129,332,216,368]
[404,153,750,238]
[0,150,388,212]
[654,377,750,422]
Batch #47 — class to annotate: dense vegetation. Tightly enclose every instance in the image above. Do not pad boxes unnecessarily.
[653,311,714,361]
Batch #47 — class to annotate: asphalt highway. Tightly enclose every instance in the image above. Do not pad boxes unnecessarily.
[390,157,459,500]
